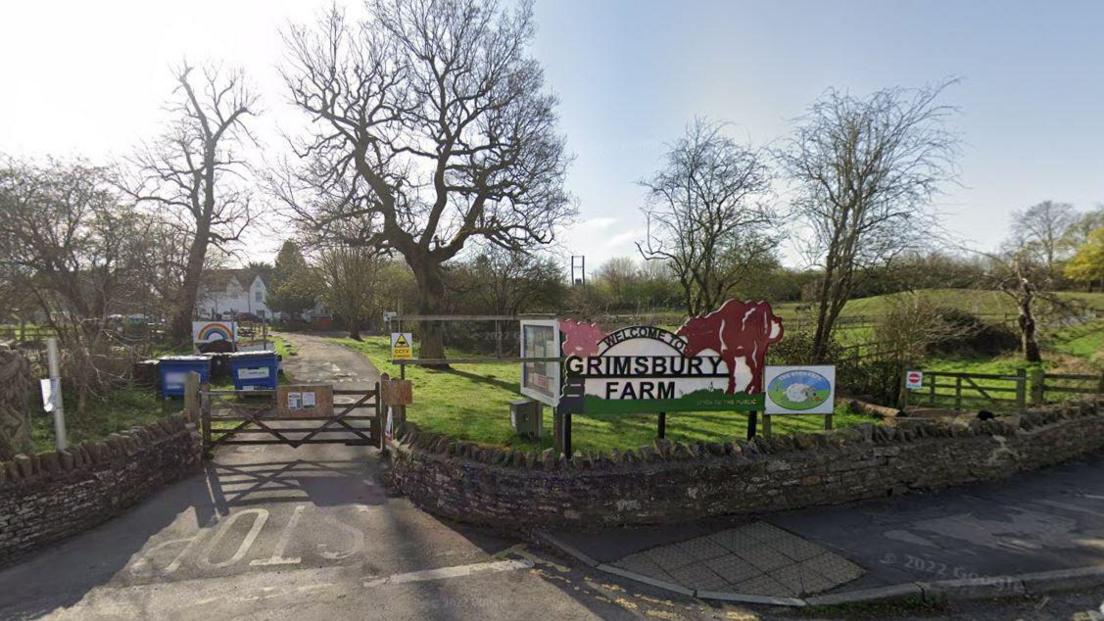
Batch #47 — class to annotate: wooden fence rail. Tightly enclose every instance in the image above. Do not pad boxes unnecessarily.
[905,368,1104,412]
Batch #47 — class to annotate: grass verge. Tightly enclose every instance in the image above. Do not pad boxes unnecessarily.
[31,384,174,453]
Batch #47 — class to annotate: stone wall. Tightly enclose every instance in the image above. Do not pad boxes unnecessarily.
[0,414,201,567]
[388,400,1104,531]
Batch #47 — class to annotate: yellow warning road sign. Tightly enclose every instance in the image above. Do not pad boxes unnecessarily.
[391,332,413,360]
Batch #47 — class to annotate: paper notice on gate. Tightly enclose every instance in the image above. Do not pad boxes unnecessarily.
[302,391,316,407]
[287,391,302,410]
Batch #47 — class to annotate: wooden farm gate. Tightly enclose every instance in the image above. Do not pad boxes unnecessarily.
[197,383,382,455]
[905,370,1028,412]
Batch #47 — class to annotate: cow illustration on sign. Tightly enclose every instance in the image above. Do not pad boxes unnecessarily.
[676,299,784,394]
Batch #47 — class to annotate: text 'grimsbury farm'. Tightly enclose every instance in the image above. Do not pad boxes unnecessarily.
[564,355,728,400]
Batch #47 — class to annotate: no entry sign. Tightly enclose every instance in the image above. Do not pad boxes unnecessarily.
[905,370,924,391]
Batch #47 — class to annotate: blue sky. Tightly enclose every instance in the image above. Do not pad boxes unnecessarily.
[1,0,1101,270]
[533,0,1104,267]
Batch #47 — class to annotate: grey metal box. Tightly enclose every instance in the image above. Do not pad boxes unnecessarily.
[510,399,543,439]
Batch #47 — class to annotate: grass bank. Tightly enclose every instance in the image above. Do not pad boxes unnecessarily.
[31,384,174,453]
[334,336,877,453]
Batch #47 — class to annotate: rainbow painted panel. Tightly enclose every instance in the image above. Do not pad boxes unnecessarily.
[191,321,237,344]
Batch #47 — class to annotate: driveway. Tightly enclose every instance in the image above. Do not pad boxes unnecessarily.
[0,333,692,620]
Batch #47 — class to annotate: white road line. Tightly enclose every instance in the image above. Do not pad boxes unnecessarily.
[364,559,533,588]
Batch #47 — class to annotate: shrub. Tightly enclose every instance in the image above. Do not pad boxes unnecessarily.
[769,328,904,406]
[927,307,1020,357]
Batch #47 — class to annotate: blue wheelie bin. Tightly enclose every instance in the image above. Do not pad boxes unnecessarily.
[227,350,279,391]
[158,355,212,398]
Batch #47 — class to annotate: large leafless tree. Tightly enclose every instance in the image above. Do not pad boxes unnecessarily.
[127,64,257,342]
[778,82,960,362]
[637,118,777,315]
[276,0,573,360]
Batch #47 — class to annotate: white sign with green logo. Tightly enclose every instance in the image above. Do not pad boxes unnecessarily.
[763,365,836,415]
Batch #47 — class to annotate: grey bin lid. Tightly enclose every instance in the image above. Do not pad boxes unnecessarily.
[226,350,278,359]
[159,355,211,362]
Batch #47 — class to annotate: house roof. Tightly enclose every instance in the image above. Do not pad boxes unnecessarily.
[200,267,273,291]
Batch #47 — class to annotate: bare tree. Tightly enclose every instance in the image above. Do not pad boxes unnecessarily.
[276,0,573,361]
[777,82,960,362]
[126,63,257,342]
[637,118,777,315]
[0,159,152,412]
[316,245,387,341]
[1011,200,1078,273]
[453,245,565,315]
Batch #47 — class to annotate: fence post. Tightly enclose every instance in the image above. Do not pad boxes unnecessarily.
[929,372,936,406]
[375,381,384,450]
[1030,367,1045,406]
[200,380,212,457]
[954,376,962,412]
[1015,368,1027,411]
[184,371,200,423]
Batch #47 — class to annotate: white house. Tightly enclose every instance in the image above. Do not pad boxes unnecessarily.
[196,268,329,322]
[196,268,277,320]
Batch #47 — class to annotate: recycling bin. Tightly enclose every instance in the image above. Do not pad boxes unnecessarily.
[158,355,211,398]
[227,350,279,391]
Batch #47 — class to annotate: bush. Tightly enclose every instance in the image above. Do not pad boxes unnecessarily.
[768,328,903,406]
[838,359,903,407]
[928,307,1020,357]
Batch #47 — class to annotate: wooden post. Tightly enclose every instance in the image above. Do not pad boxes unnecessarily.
[1030,367,1045,405]
[184,371,200,423]
[900,372,909,412]
[553,407,564,455]
[929,372,936,406]
[954,376,962,412]
[824,412,834,430]
[1015,368,1027,411]
[553,408,573,458]
[200,380,212,457]
[763,414,772,438]
[747,411,758,439]
[657,412,666,439]
[375,381,384,450]
[563,412,572,458]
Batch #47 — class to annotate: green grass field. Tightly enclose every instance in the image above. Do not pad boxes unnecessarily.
[335,336,877,453]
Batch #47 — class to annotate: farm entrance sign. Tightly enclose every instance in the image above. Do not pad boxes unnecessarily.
[559,300,784,414]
